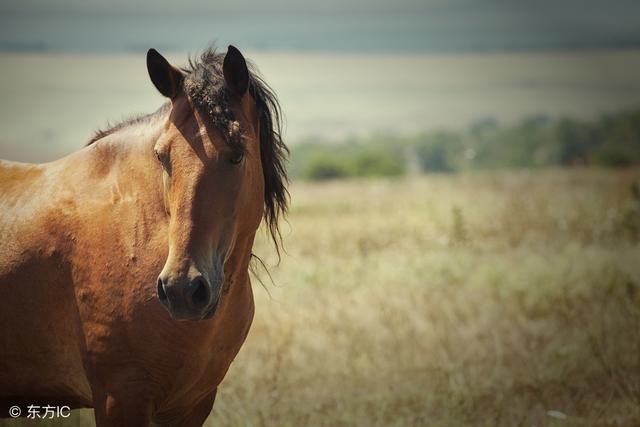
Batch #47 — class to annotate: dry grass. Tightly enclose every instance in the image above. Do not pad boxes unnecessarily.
[211,169,640,427]
[2,169,639,426]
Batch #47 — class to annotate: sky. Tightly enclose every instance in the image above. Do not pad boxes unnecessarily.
[1,0,483,13]
[1,0,638,16]
[0,0,639,54]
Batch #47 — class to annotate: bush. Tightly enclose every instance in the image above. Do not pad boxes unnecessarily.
[414,132,462,173]
[290,107,640,181]
[300,147,405,181]
[593,146,635,167]
[352,149,405,177]
[303,153,351,180]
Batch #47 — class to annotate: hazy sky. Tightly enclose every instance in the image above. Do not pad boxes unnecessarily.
[1,0,638,55]
[3,0,444,13]
[3,0,639,15]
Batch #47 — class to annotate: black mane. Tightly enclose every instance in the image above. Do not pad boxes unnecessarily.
[88,47,289,254]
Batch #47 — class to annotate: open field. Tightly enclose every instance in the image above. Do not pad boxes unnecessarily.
[211,168,640,427]
[2,169,640,426]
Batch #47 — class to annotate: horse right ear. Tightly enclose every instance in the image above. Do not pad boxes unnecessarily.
[147,49,184,98]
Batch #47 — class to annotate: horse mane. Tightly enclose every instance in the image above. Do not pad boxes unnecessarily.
[246,60,290,258]
[87,47,289,256]
[87,103,170,145]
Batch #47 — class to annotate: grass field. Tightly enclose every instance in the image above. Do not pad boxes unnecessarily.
[3,169,640,426]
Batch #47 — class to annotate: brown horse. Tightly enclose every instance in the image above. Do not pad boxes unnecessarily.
[0,45,288,425]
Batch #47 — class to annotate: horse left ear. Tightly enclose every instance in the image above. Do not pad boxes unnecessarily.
[223,45,249,97]
[147,48,184,99]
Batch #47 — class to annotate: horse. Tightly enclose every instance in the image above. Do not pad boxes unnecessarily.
[0,45,288,425]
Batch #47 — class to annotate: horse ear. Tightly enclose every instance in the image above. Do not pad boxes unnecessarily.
[223,45,249,97]
[147,48,184,98]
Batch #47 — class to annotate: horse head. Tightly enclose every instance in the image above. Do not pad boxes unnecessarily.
[147,46,286,321]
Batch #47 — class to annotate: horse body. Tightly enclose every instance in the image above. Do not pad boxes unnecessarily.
[0,46,287,425]
[0,157,94,408]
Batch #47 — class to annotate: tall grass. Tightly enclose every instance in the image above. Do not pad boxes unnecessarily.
[212,169,640,426]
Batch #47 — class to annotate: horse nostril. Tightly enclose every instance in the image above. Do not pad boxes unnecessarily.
[190,277,209,308]
[157,278,168,302]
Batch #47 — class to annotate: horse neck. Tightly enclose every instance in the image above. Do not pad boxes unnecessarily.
[85,110,165,182]
[61,109,169,226]
[96,112,164,156]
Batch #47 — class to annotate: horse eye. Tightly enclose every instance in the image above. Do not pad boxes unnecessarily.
[155,149,167,164]
[154,150,171,174]
[228,151,244,165]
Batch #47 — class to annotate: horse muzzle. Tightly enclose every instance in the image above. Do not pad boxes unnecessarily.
[156,273,221,321]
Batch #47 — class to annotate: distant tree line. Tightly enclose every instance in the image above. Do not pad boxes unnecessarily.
[291,108,640,180]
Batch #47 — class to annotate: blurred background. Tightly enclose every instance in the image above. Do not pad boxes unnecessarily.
[1,1,640,426]
[2,0,640,167]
